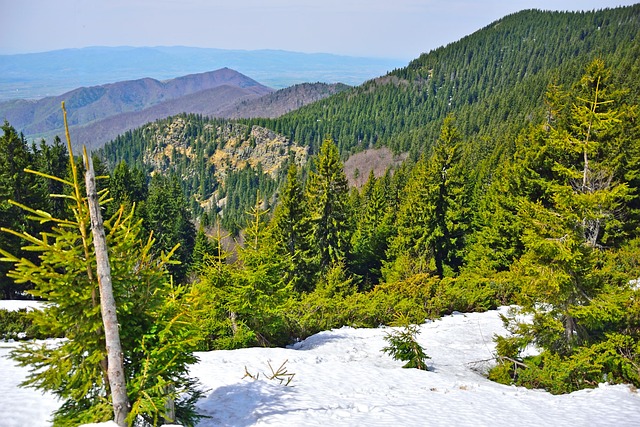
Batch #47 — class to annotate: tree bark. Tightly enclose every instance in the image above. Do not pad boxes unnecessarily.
[84,150,131,427]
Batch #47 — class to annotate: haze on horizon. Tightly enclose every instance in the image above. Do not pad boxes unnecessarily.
[2,1,638,60]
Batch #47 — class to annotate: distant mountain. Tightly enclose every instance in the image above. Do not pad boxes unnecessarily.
[0,46,405,100]
[0,68,273,149]
[66,82,350,150]
[218,82,351,119]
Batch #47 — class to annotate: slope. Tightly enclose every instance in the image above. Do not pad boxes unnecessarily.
[218,82,351,119]
[2,304,639,426]
[0,68,273,147]
[67,84,268,150]
[249,6,640,158]
[0,46,405,100]
[70,82,351,151]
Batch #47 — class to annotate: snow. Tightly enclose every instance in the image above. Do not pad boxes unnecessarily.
[1,303,639,426]
[0,300,46,312]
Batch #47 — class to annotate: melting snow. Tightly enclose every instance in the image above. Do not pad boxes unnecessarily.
[1,303,639,426]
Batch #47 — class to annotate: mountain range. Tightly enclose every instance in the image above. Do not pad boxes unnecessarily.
[0,68,350,150]
[0,46,404,100]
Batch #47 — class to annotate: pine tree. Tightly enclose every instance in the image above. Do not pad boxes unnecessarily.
[271,163,313,292]
[0,122,203,425]
[305,138,352,276]
[386,116,470,280]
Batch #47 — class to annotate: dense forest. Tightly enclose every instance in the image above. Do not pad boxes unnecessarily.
[99,6,640,231]
[1,5,640,425]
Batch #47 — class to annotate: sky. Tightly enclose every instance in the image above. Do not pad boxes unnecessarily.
[1,0,638,60]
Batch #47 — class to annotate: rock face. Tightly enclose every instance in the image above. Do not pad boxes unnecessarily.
[144,117,307,180]
[139,116,307,211]
[210,124,307,180]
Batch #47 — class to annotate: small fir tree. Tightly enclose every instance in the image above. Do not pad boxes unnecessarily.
[382,314,430,371]
[0,116,203,426]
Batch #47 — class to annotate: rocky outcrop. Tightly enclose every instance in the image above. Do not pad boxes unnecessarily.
[143,116,307,183]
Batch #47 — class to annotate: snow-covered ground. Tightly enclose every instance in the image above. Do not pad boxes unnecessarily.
[0,299,45,312]
[1,303,639,426]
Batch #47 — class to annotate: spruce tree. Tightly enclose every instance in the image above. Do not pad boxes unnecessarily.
[305,138,352,276]
[492,60,640,391]
[271,163,313,292]
[349,170,394,288]
[190,196,293,349]
[0,122,44,298]
[146,173,195,283]
[385,117,469,280]
[0,122,203,426]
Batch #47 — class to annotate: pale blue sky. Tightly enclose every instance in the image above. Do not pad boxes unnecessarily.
[1,0,637,59]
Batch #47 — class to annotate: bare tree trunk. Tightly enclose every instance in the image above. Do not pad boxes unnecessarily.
[84,150,131,427]
[164,384,176,424]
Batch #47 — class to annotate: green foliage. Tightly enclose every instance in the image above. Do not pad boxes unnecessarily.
[2,6,638,405]
[271,163,314,292]
[492,332,640,394]
[382,315,430,370]
[190,197,294,350]
[490,60,640,393]
[190,227,217,275]
[145,173,195,284]
[305,138,352,274]
[287,273,444,341]
[0,139,202,426]
[0,123,53,298]
[348,170,395,289]
[0,308,48,341]
[385,117,470,280]
[105,160,147,220]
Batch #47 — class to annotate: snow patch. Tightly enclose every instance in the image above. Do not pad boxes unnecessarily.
[1,304,639,426]
[0,300,46,312]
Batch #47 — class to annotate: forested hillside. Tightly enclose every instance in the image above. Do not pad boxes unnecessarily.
[1,7,640,419]
[249,6,639,158]
[99,6,640,234]
[95,5,640,394]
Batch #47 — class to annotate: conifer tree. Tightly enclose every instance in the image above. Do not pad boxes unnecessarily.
[513,60,633,349]
[305,138,352,276]
[271,163,313,292]
[34,136,70,221]
[386,117,469,280]
[0,122,44,298]
[493,60,640,391]
[107,160,147,220]
[146,173,195,283]
[0,120,203,425]
[349,170,394,288]
[191,226,217,274]
[190,196,293,349]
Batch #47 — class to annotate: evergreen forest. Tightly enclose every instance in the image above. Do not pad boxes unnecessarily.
[1,5,640,426]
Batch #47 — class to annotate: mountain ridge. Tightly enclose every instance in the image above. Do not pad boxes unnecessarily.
[0,68,273,148]
[64,82,350,150]
[0,46,405,100]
